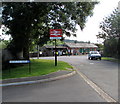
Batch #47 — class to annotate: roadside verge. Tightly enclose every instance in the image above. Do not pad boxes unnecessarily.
[1,70,76,87]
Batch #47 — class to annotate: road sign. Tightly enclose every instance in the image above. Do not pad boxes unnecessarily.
[50,29,62,66]
[9,60,30,63]
[50,29,62,39]
[9,60,31,74]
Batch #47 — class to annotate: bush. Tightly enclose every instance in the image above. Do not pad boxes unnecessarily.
[103,38,118,58]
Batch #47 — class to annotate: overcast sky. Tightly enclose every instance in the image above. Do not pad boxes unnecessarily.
[65,0,119,43]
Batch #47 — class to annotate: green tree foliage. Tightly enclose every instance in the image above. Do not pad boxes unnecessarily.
[95,43,104,52]
[2,2,98,59]
[97,8,120,58]
[97,9,119,39]
[44,40,64,46]
[0,40,10,49]
[2,2,50,59]
[104,38,118,57]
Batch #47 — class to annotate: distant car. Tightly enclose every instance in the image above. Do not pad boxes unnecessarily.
[88,51,101,60]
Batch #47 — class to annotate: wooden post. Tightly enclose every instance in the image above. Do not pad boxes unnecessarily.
[29,60,31,74]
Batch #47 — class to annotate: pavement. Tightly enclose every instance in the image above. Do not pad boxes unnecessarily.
[1,70,76,87]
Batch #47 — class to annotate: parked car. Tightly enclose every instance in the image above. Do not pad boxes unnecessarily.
[88,51,101,60]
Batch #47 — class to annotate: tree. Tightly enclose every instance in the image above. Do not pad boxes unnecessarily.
[95,43,104,52]
[103,38,118,57]
[2,2,98,60]
[97,8,120,58]
[2,2,50,59]
[97,9,120,40]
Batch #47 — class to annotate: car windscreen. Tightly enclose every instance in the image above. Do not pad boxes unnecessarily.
[90,51,99,54]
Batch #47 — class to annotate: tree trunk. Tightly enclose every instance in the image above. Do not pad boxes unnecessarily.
[23,47,29,60]
[16,50,23,59]
[37,45,39,59]
[23,36,30,60]
[23,39,30,60]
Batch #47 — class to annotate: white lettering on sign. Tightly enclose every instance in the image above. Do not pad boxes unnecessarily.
[9,60,30,63]
[51,30,61,35]
[50,37,62,39]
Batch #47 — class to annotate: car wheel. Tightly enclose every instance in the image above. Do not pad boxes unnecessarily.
[99,57,101,60]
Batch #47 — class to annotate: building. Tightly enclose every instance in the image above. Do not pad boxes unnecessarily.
[64,42,98,55]
[41,42,98,56]
[41,45,67,56]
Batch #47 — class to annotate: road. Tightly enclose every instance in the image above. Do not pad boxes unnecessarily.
[2,55,118,102]
[57,55,118,101]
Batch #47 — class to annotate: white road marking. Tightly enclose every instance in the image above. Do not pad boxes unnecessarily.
[90,63,94,64]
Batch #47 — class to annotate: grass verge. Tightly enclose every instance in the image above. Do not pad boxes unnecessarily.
[102,57,120,63]
[2,59,73,80]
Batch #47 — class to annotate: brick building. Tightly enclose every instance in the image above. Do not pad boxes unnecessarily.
[64,42,98,55]
[41,42,98,56]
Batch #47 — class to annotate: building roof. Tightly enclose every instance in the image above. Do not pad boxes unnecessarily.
[43,42,98,49]
[65,42,98,48]
[44,45,67,49]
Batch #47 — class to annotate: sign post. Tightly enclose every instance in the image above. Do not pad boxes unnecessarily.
[55,39,57,66]
[9,60,31,74]
[50,29,62,66]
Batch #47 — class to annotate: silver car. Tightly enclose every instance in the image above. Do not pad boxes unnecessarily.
[88,51,101,60]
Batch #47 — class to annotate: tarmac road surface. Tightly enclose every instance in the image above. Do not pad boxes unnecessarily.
[58,55,118,101]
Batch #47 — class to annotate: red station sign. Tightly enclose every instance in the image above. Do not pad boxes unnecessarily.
[50,29,62,39]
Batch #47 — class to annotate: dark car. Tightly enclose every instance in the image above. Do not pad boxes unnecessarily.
[88,51,101,60]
